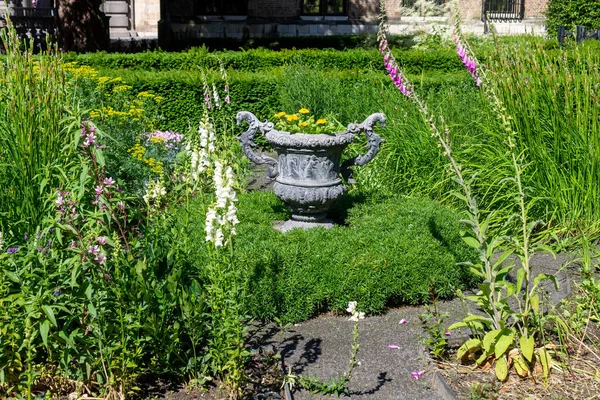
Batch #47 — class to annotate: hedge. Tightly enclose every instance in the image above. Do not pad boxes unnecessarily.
[545,0,600,36]
[181,191,477,323]
[65,47,469,74]
[108,68,474,133]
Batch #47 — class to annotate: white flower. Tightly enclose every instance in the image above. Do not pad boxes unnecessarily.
[214,228,224,247]
[349,311,365,322]
[346,301,364,321]
[143,180,167,205]
[212,83,221,109]
[346,301,357,314]
[204,159,239,248]
[0,231,3,252]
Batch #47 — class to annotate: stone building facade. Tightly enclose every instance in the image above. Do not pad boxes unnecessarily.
[0,0,548,41]
[157,0,547,44]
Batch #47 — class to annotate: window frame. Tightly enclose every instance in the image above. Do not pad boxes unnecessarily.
[301,0,347,16]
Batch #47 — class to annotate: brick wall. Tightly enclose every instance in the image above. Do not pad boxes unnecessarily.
[245,0,403,20]
[460,0,481,19]
[524,0,547,18]
[248,0,298,18]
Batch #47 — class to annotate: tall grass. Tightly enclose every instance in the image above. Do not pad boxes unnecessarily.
[0,22,80,233]
[488,38,600,232]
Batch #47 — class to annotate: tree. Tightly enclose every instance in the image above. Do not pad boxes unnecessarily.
[56,0,109,51]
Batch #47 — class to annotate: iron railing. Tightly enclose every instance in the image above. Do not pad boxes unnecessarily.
[482,0,524,22]
[558,25,600,44]
[0,7,57,49]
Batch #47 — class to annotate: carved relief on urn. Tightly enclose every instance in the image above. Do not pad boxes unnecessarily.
[237,111,385,228]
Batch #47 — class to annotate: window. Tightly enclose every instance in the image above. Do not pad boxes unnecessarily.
[197,0,247,15]
[302,0,346,15]
[402,0,446,7]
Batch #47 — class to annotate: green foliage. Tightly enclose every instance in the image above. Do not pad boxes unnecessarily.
[0,23,81,234]
[180,191,476,323]
[545,0,600,35]
[64,47,467,74]
[419,286,450,359]
[487,37,600,232]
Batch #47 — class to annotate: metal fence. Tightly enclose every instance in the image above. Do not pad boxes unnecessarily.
[482,0,524,21]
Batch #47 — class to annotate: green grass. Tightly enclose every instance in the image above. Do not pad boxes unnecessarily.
[182,191,477,323]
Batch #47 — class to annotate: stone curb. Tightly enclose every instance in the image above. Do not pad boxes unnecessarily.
[432,371,457,400]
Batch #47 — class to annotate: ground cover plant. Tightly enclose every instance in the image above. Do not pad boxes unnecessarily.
[180,191,477,323]
[2,3,600,398]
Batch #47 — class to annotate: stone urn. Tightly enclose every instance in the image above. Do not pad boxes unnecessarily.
[237,111,385,230]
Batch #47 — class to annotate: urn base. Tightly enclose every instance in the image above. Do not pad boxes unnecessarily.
[273,181,346,225]
[273,219,335,233]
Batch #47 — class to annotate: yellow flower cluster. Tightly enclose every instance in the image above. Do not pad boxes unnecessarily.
[128,143,164,174]
[90,105,144,121]
[137,91,164,103]
[63,63,98,79]
[273,108,339,134]
[145,158,164,174]
[113,85,133,93]
[129,143,146,160]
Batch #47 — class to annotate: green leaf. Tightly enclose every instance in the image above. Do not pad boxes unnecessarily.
[520,335,535,362]
[457,338,482,360]
[136,260,146,277]
[513,354,529,377]
[482,330,502,353]
[494,329,514,359]
[533,273,558,290]
[42,305,57,327]
[3,271,20,283]
[88,302,97,318]
[447,321,468,331]
[516,268,525,293]
[40,320,50,347]
[462,236,481,249]
[493,249,514,268]
[530,294,540,314]
[537,348,551,378]
[495,356,509,381]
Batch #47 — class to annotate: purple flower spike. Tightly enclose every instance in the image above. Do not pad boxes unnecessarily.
[6,247,18,254]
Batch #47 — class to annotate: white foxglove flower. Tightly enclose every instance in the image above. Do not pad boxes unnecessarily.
[0,231,3,252]
[347,301,364,321]
[204,159,239,248]
[212,83,221,109]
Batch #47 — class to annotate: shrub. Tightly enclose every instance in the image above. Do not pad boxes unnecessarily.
[104,68,472,134]
[64,47,467,74]
[181,191,477,323]
[545,0,600,35]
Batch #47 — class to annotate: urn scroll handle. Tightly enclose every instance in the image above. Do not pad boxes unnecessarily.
[236,111,279,179]
[341,113,386,184]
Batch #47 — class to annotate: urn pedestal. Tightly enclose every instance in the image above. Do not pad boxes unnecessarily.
[237,111,385,230]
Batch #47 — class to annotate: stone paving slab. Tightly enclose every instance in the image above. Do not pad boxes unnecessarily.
[247,251,576,399]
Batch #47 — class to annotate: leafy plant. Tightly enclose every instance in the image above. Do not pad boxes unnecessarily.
[0,21,81,234]
[545,0,600,36]
[419,284,450,359]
